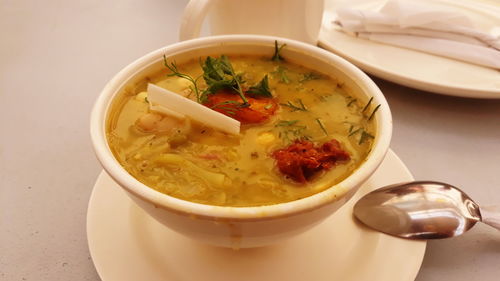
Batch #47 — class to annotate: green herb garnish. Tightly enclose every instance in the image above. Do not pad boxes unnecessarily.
[316,118,328,136]
[368,104,381,121]
[297,99,307,110]
[163,56,202,102]
[348,124,354,133]
[247,75,273,97]
[280,99,307,111]
[300,72,323,82]
[360,96,380,121]
[275,120,309,142]
[210,100,241,115]
[348,126,375,145]
[272,65,291,84]
[347,98,357,107]
[362,97,373,113]
[201,55,248,105]
[271,40,286,62]
[348,128,361,137]
[359,130,375,145]
[275,120,300,127]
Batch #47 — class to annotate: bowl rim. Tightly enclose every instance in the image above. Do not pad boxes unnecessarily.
[90,34,392,220]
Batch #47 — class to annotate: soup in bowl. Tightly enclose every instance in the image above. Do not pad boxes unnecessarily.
[91,35,392,248]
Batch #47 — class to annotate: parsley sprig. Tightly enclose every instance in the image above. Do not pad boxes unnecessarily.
[201,55,248,105]
[247,75,272,97]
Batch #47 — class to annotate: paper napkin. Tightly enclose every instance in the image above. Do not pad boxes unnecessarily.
[334,0,500,69]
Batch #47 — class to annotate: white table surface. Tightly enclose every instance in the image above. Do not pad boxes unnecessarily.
[1,1,499,280]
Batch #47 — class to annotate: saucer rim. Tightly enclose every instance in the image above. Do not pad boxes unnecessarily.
[86,149,427,281]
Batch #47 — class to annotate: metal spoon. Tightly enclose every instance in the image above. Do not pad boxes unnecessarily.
[353,181,500,239]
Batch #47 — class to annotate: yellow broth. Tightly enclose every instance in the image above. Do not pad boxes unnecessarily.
[107,55,377,207]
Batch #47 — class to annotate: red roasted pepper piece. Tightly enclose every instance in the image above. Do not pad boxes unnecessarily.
[272,139,350,183]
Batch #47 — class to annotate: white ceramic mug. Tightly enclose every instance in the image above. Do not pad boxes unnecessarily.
[179,0,325,44]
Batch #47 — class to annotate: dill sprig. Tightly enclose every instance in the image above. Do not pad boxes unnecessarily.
[368,104,381,121]
[275,120,300,127]
[318,95,331,102]
[347,98,357,107]
[272,65,291,84]
[280,99,307,111]
[316,118,328,136]
[347,125,375,145]
[348,128,361,137]
[163,55,202,102]
[300,72,323,82]
[297,99,307,110]
[275,120,310,143]
[362,97,373,113]
[359,130,375,145]
[343,96,380,145]
[361,96,381,121]
[209,100,241,115]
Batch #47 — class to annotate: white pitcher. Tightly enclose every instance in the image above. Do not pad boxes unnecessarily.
[179,0,325,45]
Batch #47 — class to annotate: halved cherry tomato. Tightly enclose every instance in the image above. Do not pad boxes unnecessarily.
[203,91,278,124]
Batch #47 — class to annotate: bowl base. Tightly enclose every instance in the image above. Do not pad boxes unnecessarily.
[87,149,425,281]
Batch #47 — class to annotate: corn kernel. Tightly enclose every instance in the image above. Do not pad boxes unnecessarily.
[135,91,148,102]
[257,132,275,146]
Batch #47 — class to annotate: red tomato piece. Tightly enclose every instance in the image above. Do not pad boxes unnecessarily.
[203,91,278,124]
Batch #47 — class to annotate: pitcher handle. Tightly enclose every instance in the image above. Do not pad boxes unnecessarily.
[179,0,214,41]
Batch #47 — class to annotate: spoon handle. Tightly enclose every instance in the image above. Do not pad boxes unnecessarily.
[480,206,500,231]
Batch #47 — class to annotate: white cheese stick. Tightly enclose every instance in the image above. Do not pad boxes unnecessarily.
[147,83,240,135]
[149,104,186,120]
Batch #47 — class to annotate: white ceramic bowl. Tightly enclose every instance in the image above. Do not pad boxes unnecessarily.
[90,35,392,248]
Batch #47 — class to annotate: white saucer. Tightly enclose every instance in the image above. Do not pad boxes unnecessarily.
[87,149,426,281]
[319,0,500,99]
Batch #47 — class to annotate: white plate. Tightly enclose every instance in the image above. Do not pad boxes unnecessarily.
[318,0,500,99]
[87,149,426,281]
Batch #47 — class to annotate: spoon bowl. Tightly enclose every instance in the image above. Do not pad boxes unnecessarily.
[354,181,500,239]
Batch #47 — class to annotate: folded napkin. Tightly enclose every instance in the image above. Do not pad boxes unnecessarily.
[334,0,500,69]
